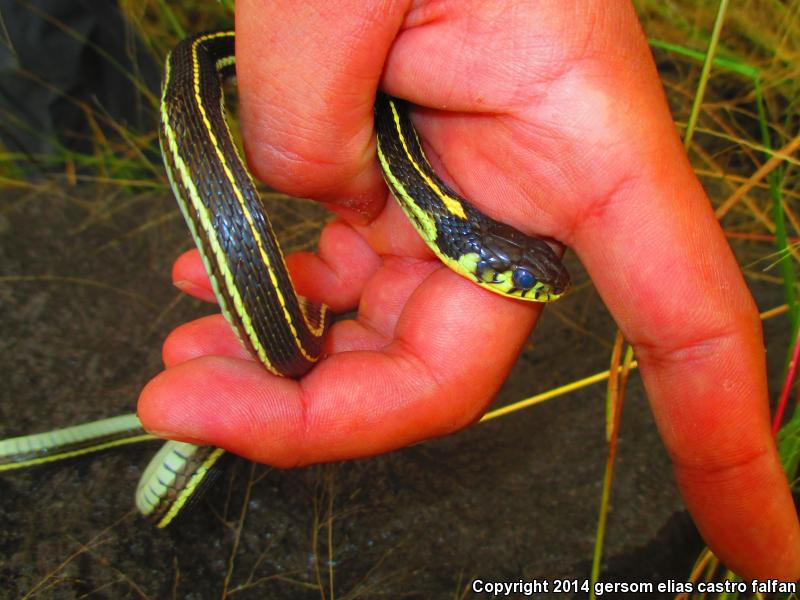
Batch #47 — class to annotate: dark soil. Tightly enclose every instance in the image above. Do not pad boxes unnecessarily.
[0,182,788,599]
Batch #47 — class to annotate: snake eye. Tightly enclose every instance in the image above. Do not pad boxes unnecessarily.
[512,268,536,290]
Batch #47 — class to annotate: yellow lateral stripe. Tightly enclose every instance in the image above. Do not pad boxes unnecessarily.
[159,66,248,355]
[198,33,323,345]
[156,447,227,528]
[380,139,559,301]
[380,120,561,302]
[377,142,437,243]
[162,37,281,373]
[162,103,280,375]
[377,141,471,278]
[184,34,288,365]
[0,434,156,471]
[161,137,237,339]
[189,35,325,355]
[387,98,467,220]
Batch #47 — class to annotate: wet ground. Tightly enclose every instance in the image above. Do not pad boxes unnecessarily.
[0,184,789,599]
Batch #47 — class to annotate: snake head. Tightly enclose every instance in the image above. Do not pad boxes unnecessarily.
[470,221,570,302]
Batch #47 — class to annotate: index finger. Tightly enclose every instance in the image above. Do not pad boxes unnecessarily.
[561,48,800,584]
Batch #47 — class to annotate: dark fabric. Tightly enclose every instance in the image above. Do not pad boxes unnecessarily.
[0,0,159,164]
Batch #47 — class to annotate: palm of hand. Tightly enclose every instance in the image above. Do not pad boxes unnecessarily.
[139,0,800,579]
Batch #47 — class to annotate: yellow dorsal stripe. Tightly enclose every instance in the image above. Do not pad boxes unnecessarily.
[188,34,324,360]
[161,101,280,375]
[190,35,324,344]
[387,99,467,220]
[162,76,279,369]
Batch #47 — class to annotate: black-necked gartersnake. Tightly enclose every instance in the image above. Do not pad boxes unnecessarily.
[0,31,569,527]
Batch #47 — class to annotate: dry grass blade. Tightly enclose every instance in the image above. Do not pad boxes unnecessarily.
[715,133,800,219]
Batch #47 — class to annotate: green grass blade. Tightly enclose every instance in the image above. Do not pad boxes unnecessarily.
[683,0,730,150]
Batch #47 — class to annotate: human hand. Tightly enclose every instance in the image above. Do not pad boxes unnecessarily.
[139,0,800,579]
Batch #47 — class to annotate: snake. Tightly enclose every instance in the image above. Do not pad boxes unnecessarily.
[0,31,569,527]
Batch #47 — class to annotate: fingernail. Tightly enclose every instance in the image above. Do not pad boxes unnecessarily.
[173,279,199,293]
